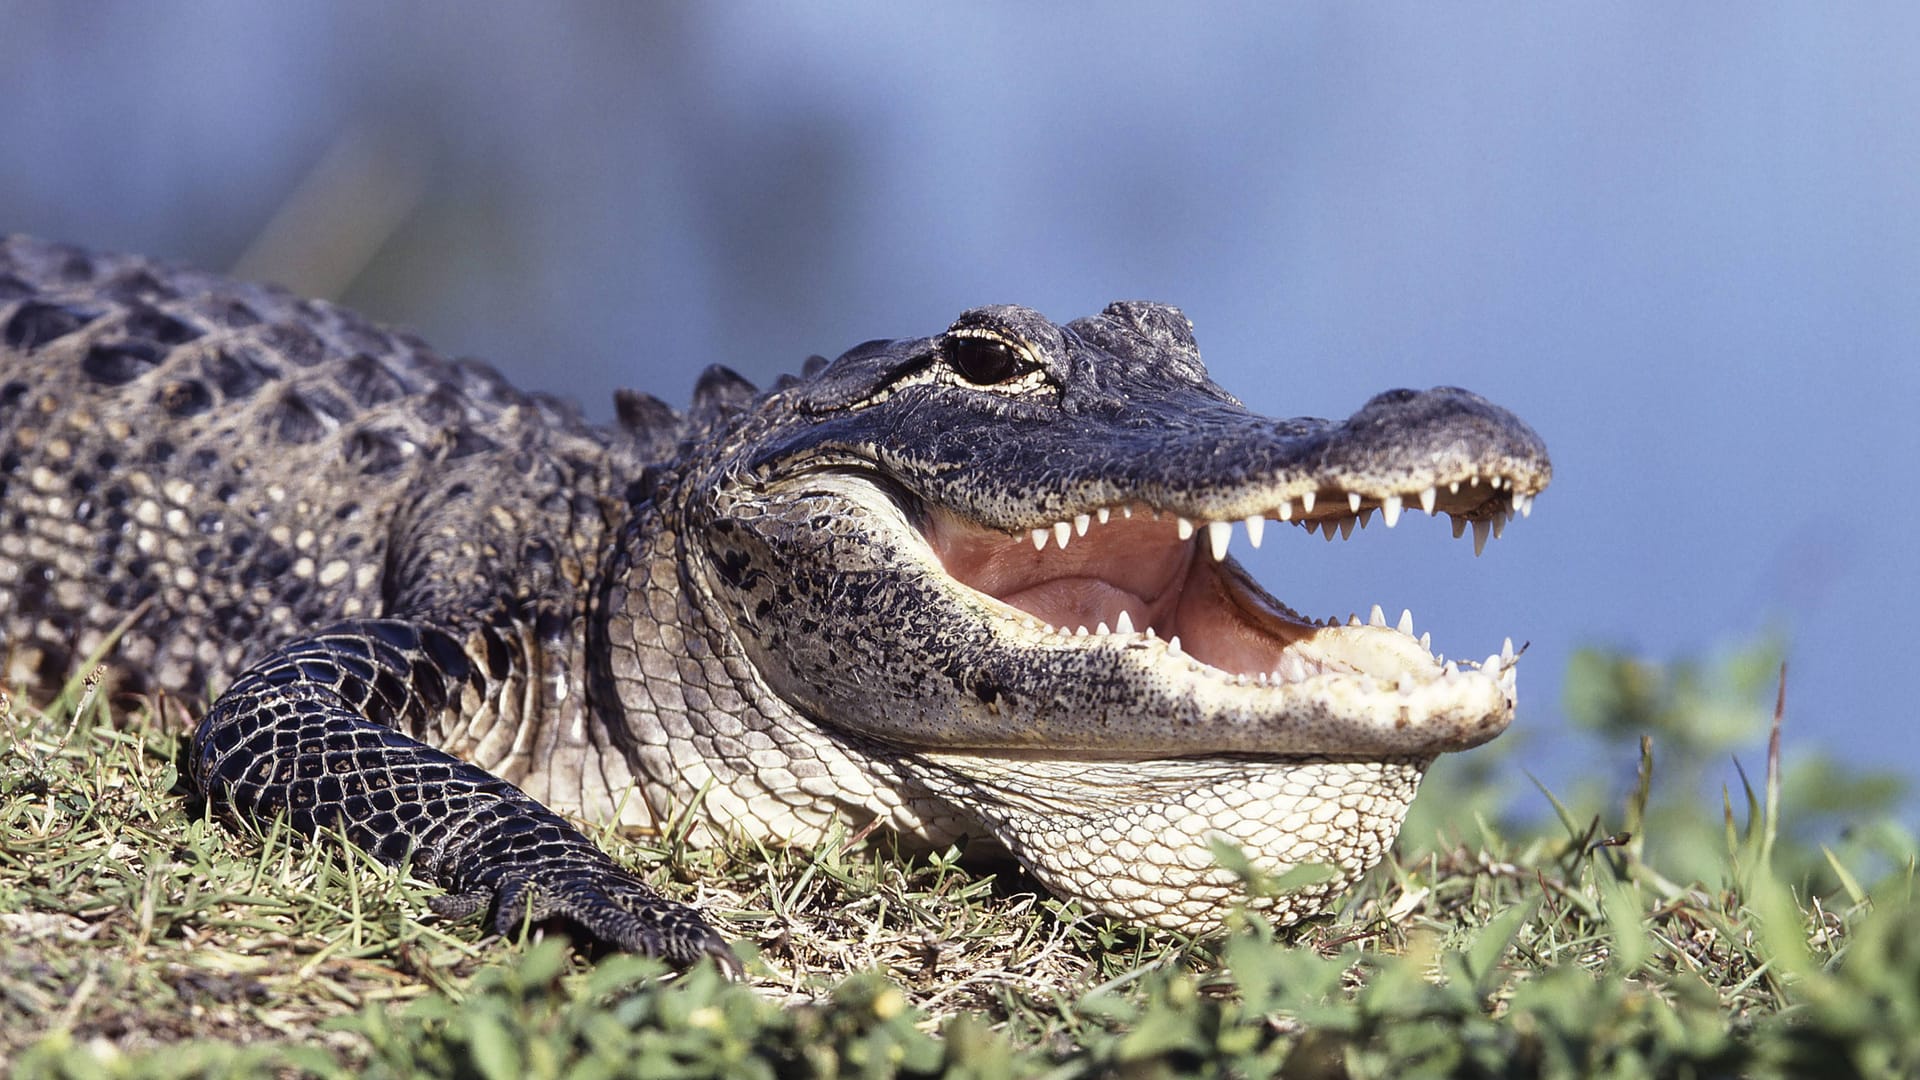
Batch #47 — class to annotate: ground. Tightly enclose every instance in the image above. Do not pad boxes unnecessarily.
[2,648,1915,1078]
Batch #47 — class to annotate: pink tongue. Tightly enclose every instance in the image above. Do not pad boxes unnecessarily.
[929,508,1309,668]
[997,578,1165,632]
[1171,564,1289,673]
[995,554,1304,677]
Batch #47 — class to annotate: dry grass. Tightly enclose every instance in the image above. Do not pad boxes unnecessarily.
[0,686,1183,1062]
[2,654,1915,1078]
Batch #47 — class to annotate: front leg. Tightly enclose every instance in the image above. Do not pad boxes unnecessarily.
[189,621,736,971]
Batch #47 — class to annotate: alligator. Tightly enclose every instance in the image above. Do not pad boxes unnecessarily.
[0,236,1549,971]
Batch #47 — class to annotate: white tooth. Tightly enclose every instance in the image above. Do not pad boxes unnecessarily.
[1510,490,1524,512]
[1278,500,1293,521]
[1381,495,1403,528]
[1075,513,1091,536]
[1397,609,1414,635]
[1115,610,1135,635]
[1502,637,1515,660]
[1176,516,1195,541]
[1122,505,1134,518]
[1469,475,1481,488]
[1097,506,1111,525]
[1244,515,1265,548]
[1256,671,1269,686]
[1145,625,1157,639]
[1520,494,1534,518]
[1491,476,1506,490]
[1076,625,1089,637]
[1032,528,1049,550]
[1398,673,1417,693]
[1419,632,1431,651]
[1359,508,1374,528]
[1419,487,1437,514]
[1492,513,1508,540]
[1484,652,1502,672]
[1472,518,1491,556]
[1054,521,1072,548]
[1338,517,1355,539]
[1167,635,1182,655]
[1348,613,1362,626]
[1208,520,1232,561]
[1301,491,1316,513]
[1450,515,1467,539]
[1369,604,1386,626]
[1096,621,1110,635]
[1348,492,1362,513]
[1444,660,1459,675]
[1448,480,1461,494]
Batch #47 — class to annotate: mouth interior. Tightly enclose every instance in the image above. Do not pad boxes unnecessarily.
[916,467,1540,691]
[927,505,1331,678]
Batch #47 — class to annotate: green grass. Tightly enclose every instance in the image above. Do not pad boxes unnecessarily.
[2,638,1915,1078]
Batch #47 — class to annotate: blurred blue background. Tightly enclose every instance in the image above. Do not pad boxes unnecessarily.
[4,5,1914,811]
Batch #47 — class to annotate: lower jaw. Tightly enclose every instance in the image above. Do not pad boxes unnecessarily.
[905,749,1433,932]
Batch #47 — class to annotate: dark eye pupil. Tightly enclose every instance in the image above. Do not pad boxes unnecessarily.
[952,337,1021,384]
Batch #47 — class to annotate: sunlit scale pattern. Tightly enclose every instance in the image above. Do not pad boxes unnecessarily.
[189,624,735,969]
[908,754,1425,929]
[597,527,967,848]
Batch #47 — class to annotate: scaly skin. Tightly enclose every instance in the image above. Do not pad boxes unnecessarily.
[0,237,1549,968]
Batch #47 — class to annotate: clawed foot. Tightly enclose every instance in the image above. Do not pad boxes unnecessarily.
[430,862,741,976]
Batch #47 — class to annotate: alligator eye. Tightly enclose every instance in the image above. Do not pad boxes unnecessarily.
[949,335,1026,385]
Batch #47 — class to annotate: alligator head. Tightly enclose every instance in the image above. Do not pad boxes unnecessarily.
[653,300,1550,932]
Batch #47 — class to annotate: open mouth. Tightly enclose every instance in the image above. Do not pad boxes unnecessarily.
[924,475,1535,735]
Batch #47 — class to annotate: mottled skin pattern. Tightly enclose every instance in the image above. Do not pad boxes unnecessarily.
[0,237,1549,969]
[0,238,727,965]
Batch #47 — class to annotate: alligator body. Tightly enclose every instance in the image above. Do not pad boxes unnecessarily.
[0,237,1550,968]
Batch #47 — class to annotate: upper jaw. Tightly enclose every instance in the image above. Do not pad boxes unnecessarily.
[894,386,1548,758]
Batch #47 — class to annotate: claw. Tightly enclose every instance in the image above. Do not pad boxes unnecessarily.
[427,887,492,922]
[439,855,739,973]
